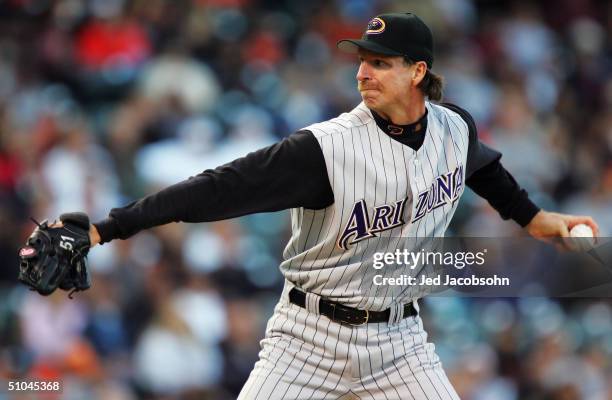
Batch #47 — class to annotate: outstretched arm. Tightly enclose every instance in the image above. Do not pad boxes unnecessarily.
[93,130,334,244]
[466,158,600,242]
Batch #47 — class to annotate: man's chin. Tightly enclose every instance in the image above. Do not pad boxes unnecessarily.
[362,97,380,110]
[361,95,376,105]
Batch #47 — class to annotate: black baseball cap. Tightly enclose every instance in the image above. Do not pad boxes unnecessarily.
[337,13,434,68]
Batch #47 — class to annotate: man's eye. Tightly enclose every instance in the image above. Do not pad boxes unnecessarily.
[373,60,386,67]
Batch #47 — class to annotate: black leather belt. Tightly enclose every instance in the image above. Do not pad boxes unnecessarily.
[289,288,417,326]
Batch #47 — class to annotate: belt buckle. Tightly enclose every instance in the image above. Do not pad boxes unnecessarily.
[349,309,369,326]
[329,303,369,326]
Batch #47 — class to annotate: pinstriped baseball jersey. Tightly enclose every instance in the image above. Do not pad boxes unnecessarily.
[279,101,469,311]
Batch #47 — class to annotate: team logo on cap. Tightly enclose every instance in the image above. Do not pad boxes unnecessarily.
[366,17,385,34]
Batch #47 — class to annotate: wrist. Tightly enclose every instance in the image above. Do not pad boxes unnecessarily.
[89,224,101,247]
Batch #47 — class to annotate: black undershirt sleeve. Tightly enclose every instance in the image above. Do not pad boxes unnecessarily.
[94,130,334,243]
[440,103,540,227]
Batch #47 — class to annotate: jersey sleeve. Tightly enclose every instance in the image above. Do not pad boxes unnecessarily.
[94,130,334,243]
[440,103,540,227]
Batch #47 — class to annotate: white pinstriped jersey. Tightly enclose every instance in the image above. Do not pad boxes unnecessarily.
[279,101,469,310]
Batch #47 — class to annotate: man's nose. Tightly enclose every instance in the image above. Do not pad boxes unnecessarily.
[356,61,370,82]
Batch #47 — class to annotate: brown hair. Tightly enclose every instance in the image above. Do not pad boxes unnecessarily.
[404,58,444,101]
[418,70,444,102]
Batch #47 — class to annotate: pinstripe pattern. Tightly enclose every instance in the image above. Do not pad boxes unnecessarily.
[239,284,459,399]
[240,101,468,399]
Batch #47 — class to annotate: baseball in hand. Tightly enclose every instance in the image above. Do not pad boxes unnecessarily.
[569,224,595,251]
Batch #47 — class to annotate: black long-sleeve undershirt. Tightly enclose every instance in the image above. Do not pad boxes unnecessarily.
[95,130,333,242]
[95,106,540,243]
[465,160,538,226]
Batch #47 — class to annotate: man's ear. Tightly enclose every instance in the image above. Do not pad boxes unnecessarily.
[412,62,427,86]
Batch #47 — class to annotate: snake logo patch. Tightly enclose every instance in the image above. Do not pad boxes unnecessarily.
[387,125,404,135]
[366,17,386,35]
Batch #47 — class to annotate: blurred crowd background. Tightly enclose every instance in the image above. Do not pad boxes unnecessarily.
[0,0,611,399]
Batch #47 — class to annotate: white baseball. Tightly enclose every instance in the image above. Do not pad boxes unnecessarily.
[570,224,593,238]
[569,223,595,251]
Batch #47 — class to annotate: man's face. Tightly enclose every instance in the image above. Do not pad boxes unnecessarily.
[356,49,416,113]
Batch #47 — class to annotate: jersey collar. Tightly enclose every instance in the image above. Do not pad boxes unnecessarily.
[370,108,428,136]
[370,108,428,151]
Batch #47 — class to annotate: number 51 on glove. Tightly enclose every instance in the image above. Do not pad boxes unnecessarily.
[18,212,92,297]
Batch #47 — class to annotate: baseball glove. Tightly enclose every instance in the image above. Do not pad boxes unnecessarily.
[18,212,91,297]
